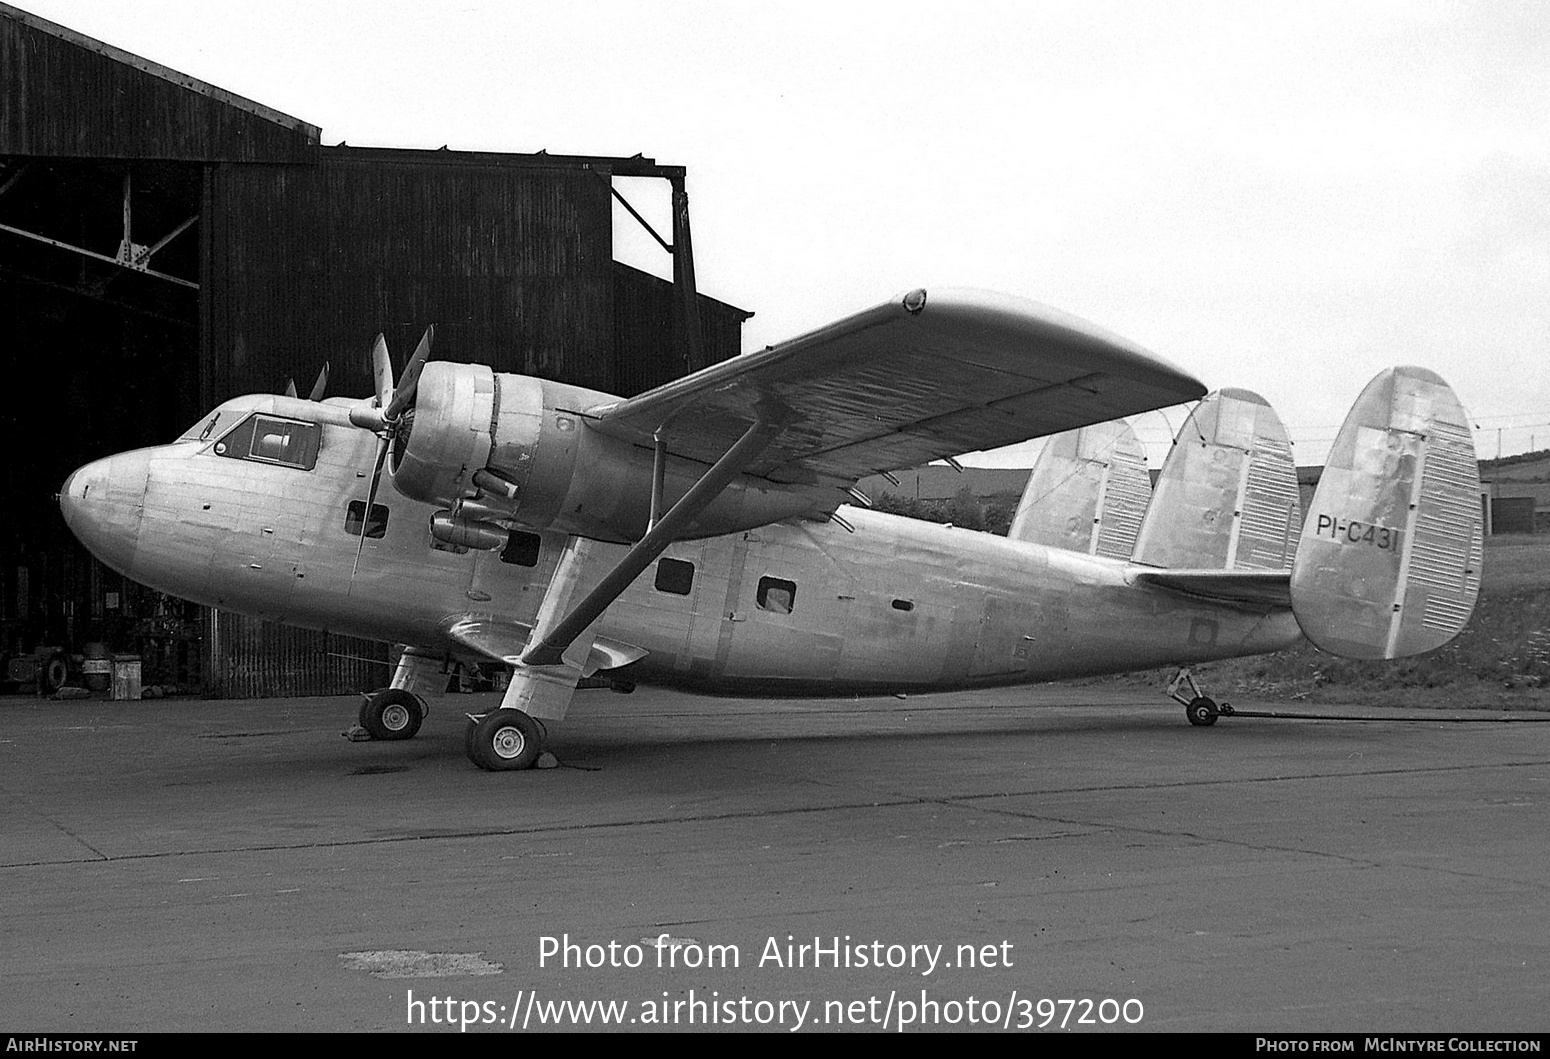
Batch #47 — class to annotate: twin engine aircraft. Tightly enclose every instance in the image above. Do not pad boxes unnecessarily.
[58,289,1483,770]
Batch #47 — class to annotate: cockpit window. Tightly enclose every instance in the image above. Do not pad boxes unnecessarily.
[213,414,320,470]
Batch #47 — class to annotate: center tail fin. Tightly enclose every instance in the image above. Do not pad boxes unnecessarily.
[1130,388,1301,572]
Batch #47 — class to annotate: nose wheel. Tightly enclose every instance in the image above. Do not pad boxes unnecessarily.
[465,708,545,770]
[358,688,427,740]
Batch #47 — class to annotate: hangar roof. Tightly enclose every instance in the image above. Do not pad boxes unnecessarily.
[0,2,319,161]
[0,4,684,179]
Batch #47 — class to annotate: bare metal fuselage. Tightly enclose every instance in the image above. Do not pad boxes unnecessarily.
[60,396,1303,696]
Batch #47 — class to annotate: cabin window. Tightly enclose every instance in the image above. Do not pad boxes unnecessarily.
[214,414,320,470]
[756,576,797,614]
[344,501,389,539]
[501,530,542,567]
[655,558,695,596]
[892,599,914,612]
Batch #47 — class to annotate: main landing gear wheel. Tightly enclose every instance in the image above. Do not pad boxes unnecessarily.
[359,688,425,741]
[1186,696,1220,727]
[43,656,68,694]
[467,708,543,771]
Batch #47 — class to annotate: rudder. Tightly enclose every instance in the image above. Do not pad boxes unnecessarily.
[1130,389,1301,571]
[1290,366,1482,659]
[1007,420,1150,558]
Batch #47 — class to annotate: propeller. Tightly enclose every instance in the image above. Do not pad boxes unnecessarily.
[307,361,330,402]
[283,362,330,401]
[348,326,435,576]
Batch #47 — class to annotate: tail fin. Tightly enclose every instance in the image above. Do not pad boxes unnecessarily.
[1130,389,1301,571]
[1007,420,1150,558]
[1290,367,1481,659]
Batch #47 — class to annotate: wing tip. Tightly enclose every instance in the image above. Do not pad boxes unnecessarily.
[913,287,1206,396]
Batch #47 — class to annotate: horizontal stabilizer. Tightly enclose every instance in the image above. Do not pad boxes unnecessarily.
[1131,388,1301,571]
[1129,568,1292,608]
[1007,420,1150,558]
[445,617,647,676]
[1290,367,1481,659]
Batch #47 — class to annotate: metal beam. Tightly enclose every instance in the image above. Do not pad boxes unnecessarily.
[670,173,703,373]
[135,213,198,267]
[0,169,198,290]
[606,179,673,254]
[0,162,28,200]
[0,221,198,289]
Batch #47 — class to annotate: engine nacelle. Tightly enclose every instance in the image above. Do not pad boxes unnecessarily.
[390,362,496,506]
[390,362,835,542]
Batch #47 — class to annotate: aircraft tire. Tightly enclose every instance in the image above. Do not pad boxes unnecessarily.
[1186,696,1219,727]
[360,688,425,741]
[44,656,68,693]
[468,708,542,771]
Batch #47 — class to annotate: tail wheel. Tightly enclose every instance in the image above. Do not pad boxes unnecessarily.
[1186,696,1219,727]
[360,688,425,740]
[467,709,542,771]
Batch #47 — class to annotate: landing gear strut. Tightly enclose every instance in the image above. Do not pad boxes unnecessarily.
[350,647,443,741]
[458,535,595,771]
[1167,668,1233,727]
[465,708,544,771]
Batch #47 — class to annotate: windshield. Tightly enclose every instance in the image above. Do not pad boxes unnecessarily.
[212,413,322,471]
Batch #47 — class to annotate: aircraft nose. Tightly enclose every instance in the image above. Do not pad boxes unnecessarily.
[59,459,105,525]
[59,453,147,573]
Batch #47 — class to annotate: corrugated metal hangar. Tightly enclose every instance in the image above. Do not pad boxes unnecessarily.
[0,3,751,696]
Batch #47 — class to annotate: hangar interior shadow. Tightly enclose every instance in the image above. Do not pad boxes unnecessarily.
[0,6,750,697]
[1,157,202,682]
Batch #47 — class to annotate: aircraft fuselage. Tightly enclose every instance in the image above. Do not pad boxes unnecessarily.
[60,394,1303,696]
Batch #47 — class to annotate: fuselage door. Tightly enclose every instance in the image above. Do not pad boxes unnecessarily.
[969,594,1040,678]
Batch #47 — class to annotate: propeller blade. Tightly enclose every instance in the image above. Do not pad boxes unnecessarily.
[369,333,394,410]
[307,361,330,402]
[386,324,434,421]
[351,434,392,578]
[284,378,298,399]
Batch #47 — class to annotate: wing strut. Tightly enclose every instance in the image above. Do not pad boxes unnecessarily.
[520,417,785,668]
[648,435,668,532]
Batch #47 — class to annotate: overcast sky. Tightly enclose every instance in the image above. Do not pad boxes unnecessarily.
[21,0,1549,467]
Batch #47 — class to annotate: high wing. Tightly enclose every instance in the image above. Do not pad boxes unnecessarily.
[584,288,1206,488]
[519,289,1204,675]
